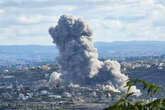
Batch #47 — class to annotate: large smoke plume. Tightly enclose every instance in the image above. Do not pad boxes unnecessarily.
[49,15,140,94]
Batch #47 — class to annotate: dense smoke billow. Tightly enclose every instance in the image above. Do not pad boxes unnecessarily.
[49,72,61,83]
[49,15,140,94]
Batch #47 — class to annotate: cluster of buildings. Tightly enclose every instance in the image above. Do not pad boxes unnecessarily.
[121,61,165,71]
[1,59,165,109]
[0,74,120,107]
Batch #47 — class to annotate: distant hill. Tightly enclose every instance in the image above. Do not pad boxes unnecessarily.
[95,41,165,57]
[0,45,58,65]
[0,41,165,62]
[0,45,58,59]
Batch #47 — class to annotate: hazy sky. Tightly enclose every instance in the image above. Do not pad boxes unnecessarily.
[0,0,165,45]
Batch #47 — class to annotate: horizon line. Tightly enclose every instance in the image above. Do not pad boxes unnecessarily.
[0,40,165,46]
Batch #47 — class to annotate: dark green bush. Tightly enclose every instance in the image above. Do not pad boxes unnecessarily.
[103,79,165,110]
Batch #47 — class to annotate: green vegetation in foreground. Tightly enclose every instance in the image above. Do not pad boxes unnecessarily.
[103,79,165,110]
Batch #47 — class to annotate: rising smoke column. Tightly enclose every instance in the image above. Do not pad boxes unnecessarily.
[49,15,140,93]
[49,15,103,84]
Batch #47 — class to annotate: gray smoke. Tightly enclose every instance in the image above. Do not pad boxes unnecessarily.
[49,15,140,94]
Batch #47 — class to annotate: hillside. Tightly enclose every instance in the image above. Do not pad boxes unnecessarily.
[1,41,165,64]
[95,41,165,57]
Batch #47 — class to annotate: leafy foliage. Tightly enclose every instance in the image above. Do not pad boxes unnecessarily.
[103,79,165,110]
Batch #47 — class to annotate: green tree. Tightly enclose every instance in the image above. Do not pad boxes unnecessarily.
[103,79,165,110]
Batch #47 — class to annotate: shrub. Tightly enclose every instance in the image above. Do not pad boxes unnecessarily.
[103,79,165,110]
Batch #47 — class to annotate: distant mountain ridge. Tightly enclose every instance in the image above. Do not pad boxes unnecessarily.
[0,41,165,61]
[95,41,165,57]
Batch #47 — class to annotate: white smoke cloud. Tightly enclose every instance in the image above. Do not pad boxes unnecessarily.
[49,15,140,94]
[49,72,62,83]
